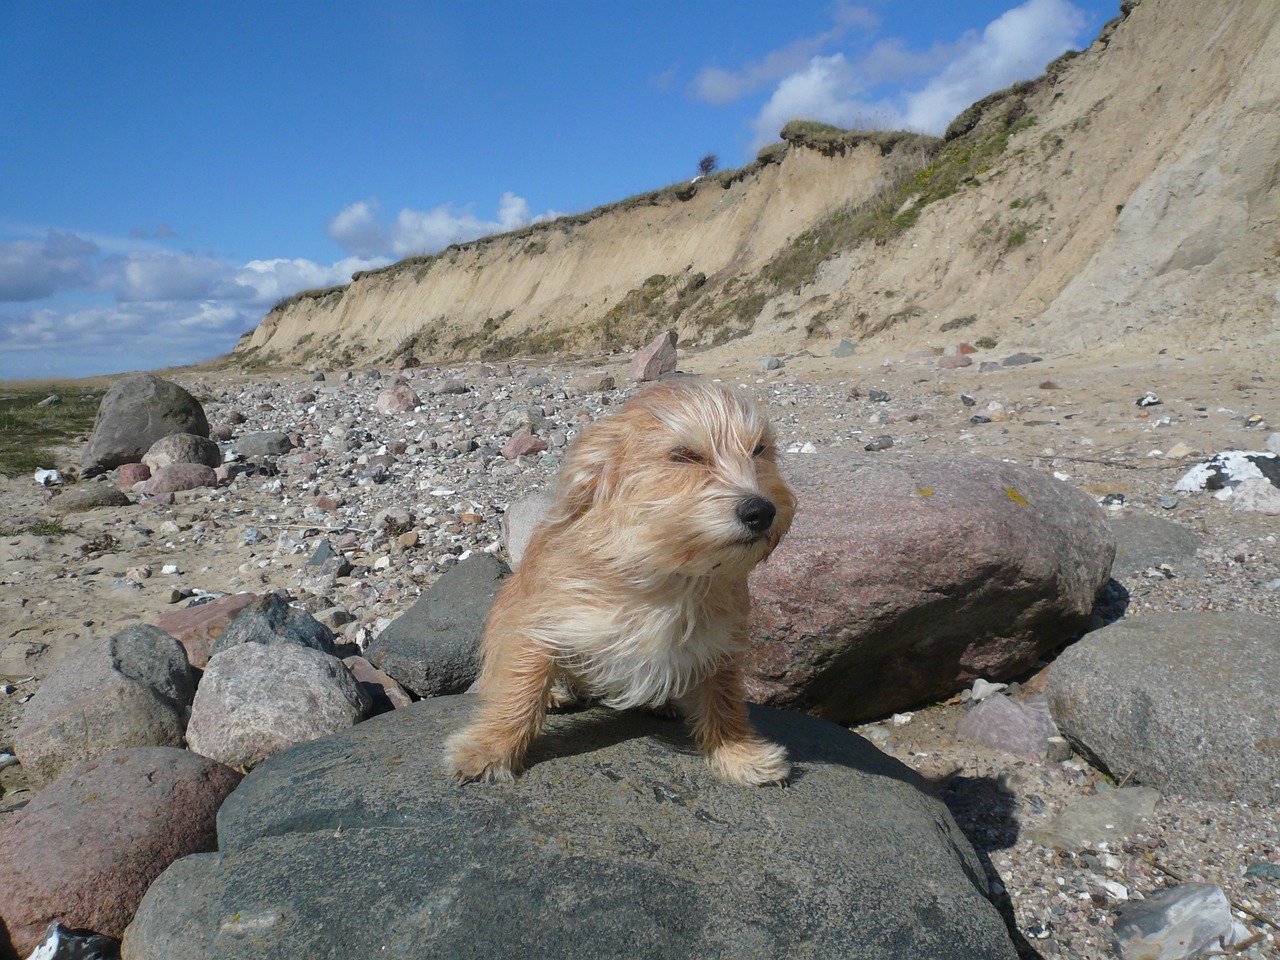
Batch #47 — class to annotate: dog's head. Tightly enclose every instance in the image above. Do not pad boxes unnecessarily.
[550,378,795,577]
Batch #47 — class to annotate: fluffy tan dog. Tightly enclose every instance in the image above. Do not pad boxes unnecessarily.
[445,377,796,785]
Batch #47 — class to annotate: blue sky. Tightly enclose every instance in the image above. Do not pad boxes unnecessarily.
[0,0,1117,381]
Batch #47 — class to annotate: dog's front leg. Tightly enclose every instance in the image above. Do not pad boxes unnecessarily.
[684,663,790,786]
[445,638,556,783]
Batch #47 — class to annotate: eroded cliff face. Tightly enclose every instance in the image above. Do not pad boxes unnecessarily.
[237,0,1280,370]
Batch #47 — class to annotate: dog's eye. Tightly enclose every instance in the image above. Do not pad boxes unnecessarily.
[752,443,768,457]
[669,447,707,465]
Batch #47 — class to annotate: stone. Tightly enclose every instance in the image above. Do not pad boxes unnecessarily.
[208,592,337,661]
[745,453,1115,723]
[139,463,218,495]
[14,628,193,787]
[342,655,412,714]
[501,489,555,568]
[1174,450,1280,493]
[365,553,509,697]
[151,593,257,669]
[1109,514,1203,579]
[433,378,469,394]
[231,431,294,458]
[1112,883,1254,960]
[124,697,1017,960]
[20,922,120,959]
[116,462,151,486]
[141,433,221,471]
[0,748,240,956]
[937,355,973,369]
[1000,353,1042,366]
[49,484,132,515]
[629,330,678,382]
[185,643,370,771]
[1231,476,1280,514]
[501,431,548,460]
[760,356,784,371]
[81,374,210,476]
[1027,787,1161,852]
[374,381,420,414]
[1047,611,1280,803]
[496,405,549,436]
[568,372,615,393]
[833,339,857,357]
[955,693,1059,758]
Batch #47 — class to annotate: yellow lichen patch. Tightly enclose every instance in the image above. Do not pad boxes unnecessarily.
[1006,487,1028,506]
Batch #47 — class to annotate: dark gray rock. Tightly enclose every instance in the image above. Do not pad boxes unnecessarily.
[0,748,240,956]
[1047,611,1280,803]
[745,454,1115,723]
[1109,514,1202,579]
[230,431,294,458]
[208,592,336,660]
[365,553,509,697]
[81,375,209,476]
[124,697,1017,960]
[14,630,192,787]
[108,624,196,709]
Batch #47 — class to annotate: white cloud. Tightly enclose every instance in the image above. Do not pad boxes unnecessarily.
[0,299,262,379]
[327,200,388,259]
[234,255,387,305]
[902,0,1087,133]
[689,3,879,105]
[106,251,241,303]
[0,224,391,379]
[748,54,894,149]
[328,192,558,259]
[737,0,1092,146]
[0,231,99,302]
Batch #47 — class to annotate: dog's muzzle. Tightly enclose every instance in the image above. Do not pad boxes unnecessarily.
[735,495,777,536]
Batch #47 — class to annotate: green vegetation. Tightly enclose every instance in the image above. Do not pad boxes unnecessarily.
[0,387,103,477]
[269,284,347,314]
[976,336,999,350]
[0,518,71,539]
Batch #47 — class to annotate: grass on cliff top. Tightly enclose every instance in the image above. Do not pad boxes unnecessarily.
[0,386,103,477]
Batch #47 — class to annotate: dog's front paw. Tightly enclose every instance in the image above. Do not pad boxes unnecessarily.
[708,739,791,786]
[444,729,519,784]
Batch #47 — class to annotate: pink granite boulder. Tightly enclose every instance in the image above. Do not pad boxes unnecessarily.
[744,453,1115,724]
[0,747,240,955]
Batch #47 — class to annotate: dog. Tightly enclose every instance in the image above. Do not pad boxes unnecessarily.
[445,377,796,785]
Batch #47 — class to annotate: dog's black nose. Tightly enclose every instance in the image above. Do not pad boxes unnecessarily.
[736,495,776,534]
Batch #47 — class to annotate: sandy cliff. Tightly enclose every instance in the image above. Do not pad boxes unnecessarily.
[236,0,1280,368]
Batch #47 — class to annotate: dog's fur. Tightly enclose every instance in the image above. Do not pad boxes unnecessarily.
[445,378,796,785]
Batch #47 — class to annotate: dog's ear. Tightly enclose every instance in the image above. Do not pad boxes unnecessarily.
[549,419,619,522]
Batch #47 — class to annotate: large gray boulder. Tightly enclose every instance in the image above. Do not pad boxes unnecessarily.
[81,374,209,476]
[745,454,1115,723]
[1047,611,1280,803]
[0,748,240,957]
[123,696,1017,959]
[14,626,194,787]
[365,553,509,697]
